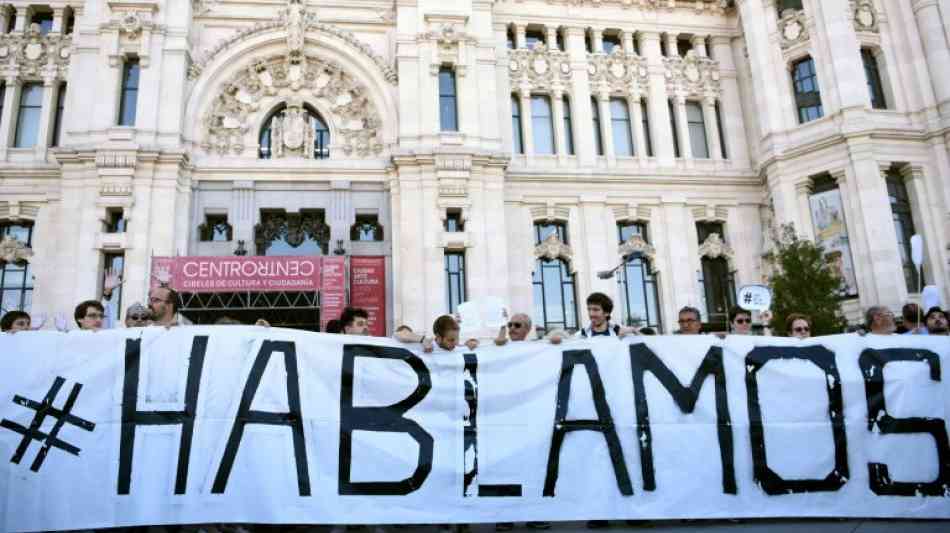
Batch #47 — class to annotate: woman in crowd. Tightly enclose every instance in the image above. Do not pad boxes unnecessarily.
[785,313,812,339]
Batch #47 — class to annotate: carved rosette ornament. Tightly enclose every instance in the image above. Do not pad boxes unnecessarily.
[103,1,160,68]
[778,8,809,49]
[698,233,737,271]
[851,0,879,33]
[587,48,649,99]
[663,50,721,100]
[618,234,657,269]
[534,233,573,264]
[0,235,33,264]
[509,44,572,94]
[0,27,71,82]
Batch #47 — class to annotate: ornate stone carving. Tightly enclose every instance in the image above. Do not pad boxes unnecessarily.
[202,53,384,157]
[851,0,879,33]
[0,235,33,264]
[419,23,477,77]
[534,233,573,262]
[254,210,331,255]
[778,8,809,49]
[268,102,317,159]
[618,234,657,266]
[535,0,730,13]
[588,48,649,99]
[698,232,736,270]
[192,0,219,15]
[0,27,72,82]
[663,50,720,100]
[509,44,572,95]
[188,0,396,83]
[103,1,160,67]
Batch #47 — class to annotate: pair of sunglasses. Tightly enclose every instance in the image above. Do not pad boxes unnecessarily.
[793,326,810,333]
[507,322,524,329]
[734,318,751,324]
[128,314,150,321]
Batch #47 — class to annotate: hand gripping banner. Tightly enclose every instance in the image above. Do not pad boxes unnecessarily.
[0,329,948,531]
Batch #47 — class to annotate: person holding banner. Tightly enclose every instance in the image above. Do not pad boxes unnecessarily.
[74,300,105,331]
[432,315,479,351]
[340,307,370,335]
[785,313,812,339]
[124,303,151,328]
[148,285,190,327]
[728,306,752,335]
[925,307,948,335]
[677,306,703,335]
[0,310,30,333]
[865,306,897,335]
[900,303,928,335]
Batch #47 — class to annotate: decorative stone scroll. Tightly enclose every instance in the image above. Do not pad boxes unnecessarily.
[663,50,720,100]
[419,23,478,77]
[509,44,572,95]
[0,235,33,264]
[0,27,72,82]
[698,232,736,270]
[536,0,731,14]
[202,53,384,157]
[778,7,809,49]
[618,234,657,266]
[851,0,879,33]
[535,233,573,263]
[588,48,649,99]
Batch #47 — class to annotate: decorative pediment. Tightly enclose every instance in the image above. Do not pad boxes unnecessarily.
[698,232,736,270]
[0,27,72,82]
[419,23,478,77]
[509,44,572,95]
[0,236,33,264]
[588,48,649,99]
[663,51,720,100]
[851,0,879,34]
[534,233,572,263]
[778,8,809,49]
[103,1,161,67]
[618,234,657,265]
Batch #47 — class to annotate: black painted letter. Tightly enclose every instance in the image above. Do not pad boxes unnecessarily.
[859,348,950,496]
[543,349,633,497]
[746,346,849,495]
[212,340,310,496]
[630,344,736,494]
[118,336,207,495]
[339,344,433,495]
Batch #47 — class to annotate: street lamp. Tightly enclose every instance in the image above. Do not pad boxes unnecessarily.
[597,253,634,280]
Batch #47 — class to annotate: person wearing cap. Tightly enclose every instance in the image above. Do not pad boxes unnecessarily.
[924,307,948,336]
[124,303,151,328]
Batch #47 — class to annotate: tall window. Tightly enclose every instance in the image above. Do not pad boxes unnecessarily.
[641,101,653,157]
[445,209,464,232]
[199,214,232,242]
[258,104,330,159]
[617,222,661,329]
[532,223,576,333]
[562,96,575,155]
[14,84,42,148]
[30,11,53,35]
[602,33,622,54]
[696,221,733,330]
[676,39,692,57]
[531,95,555,155]
[52,83,66,147]
[591,97,604,156]
[715,101,727,159]
[686,101,709,158]
[445,251,466,313]
[350,214,383,242]
[118,59,140,126]
[439,67,458,132]
[511,95,524,154]
[886,171,921,292]
[792,57,823,124]
[255,209,329,256]
[668,100,681,157]
[862,48,887,110]
[610,98,634,156]
[0,222,34,313]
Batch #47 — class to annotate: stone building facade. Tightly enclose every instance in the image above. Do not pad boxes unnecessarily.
[0,0,947,333]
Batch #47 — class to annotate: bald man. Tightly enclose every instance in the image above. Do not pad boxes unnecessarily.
[494,313,534,345]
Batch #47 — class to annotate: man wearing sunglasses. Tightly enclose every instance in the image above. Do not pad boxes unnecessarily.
[729,306,753,335]
[124,302,151,328]
[493,313,547,345]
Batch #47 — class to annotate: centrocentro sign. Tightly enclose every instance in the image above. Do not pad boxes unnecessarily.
[150,256,323,292]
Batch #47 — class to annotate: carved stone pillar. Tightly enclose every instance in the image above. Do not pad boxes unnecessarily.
[519,90,534,159]
[34,78,58,156]
[665,32,678,57]
[551,90,567,161]
[597,93,615,164]
[674,95,691,159]
[13,7,26,32]
[691,35,708,58]
[546,26,559,51]
[795,180,815,241]
[591,27,604,54]
[911,0,950,105]
[629,95,647,163]
[621,30,635,55]
[641,31,674,165]
[702,96,722,161]
[0,77,21,157]
[514,24,526,50]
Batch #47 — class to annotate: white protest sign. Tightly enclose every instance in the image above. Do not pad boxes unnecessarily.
[0,328,948,532]
[738,285,772,312]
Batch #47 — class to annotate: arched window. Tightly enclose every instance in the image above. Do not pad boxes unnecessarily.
[0,222,34,313]
[532,221,577,333]
[254,209,330,256]
[617,222,661,329]
[259,104,330,159]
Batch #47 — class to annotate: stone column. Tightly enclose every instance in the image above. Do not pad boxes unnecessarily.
[13,7,26,32]
[711,35,750,165]
[519,89,534,160]
[0,7,9,34]
[665,32,678,57]
[566,26,595,165]
[735,0,788,137]
[51,7,64,33]
[660,201,697,327]
[673,95,691,159]
[691,35,707,58]
[0,77,21,158]
[641,31,675,165]
[629,95,648,163]
[546,26,559,51]
[911,0,950,105]
[591,27,604,54]
[811,0,867,111]
[514,24,526,49]
[552,90,567,161]
[830,168,874,303]
[597,93,615,164]
[901,164,949,293]
[34,78,58,156]
[702,96,722,160]
[621,30,635,55]
[795,180,815,241]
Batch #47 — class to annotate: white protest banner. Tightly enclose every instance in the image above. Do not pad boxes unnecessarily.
[1,328,948,531]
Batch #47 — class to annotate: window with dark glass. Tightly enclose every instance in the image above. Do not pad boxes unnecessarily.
[14,83,42,148]
[699,257,736,331]
[258,103,330,159]
[676,39,692,57]
[506,26,515,49]
[532,222,576,333]
[641,101,653,157]
[531,95,554,155]
[686,101,709,158]
[616,222,661,329]
[445,251,466,314]
[562,96,574,155]
[591,97,604,156]
[603,32,622,54]
[610,98,634,156]
[118,59,140,126]
[862,48,887,110]
[29,11,53,35]
[105,208,126,233]
[525,28,545,49]
[668,99,681,157]
[715,101,727,159]
[697,221,725,244]
[777,0,804,16]
[511,95,524,154]
[351,214,383,242]
[255,209,330,256]
[792,57,823,123]
[445,210,464,232]
[439,67,458,132]
[0,222,34,314]
[535,222,568,245]
[52,83,66,147]
[886,171,921,291]
[199,214,232,242]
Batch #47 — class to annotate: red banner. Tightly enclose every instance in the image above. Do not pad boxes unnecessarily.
[350,256,387,336]
[321,256,347,331]
[150,256,322,293]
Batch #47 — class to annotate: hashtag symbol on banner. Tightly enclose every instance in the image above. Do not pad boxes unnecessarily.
[0,377,96,472]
